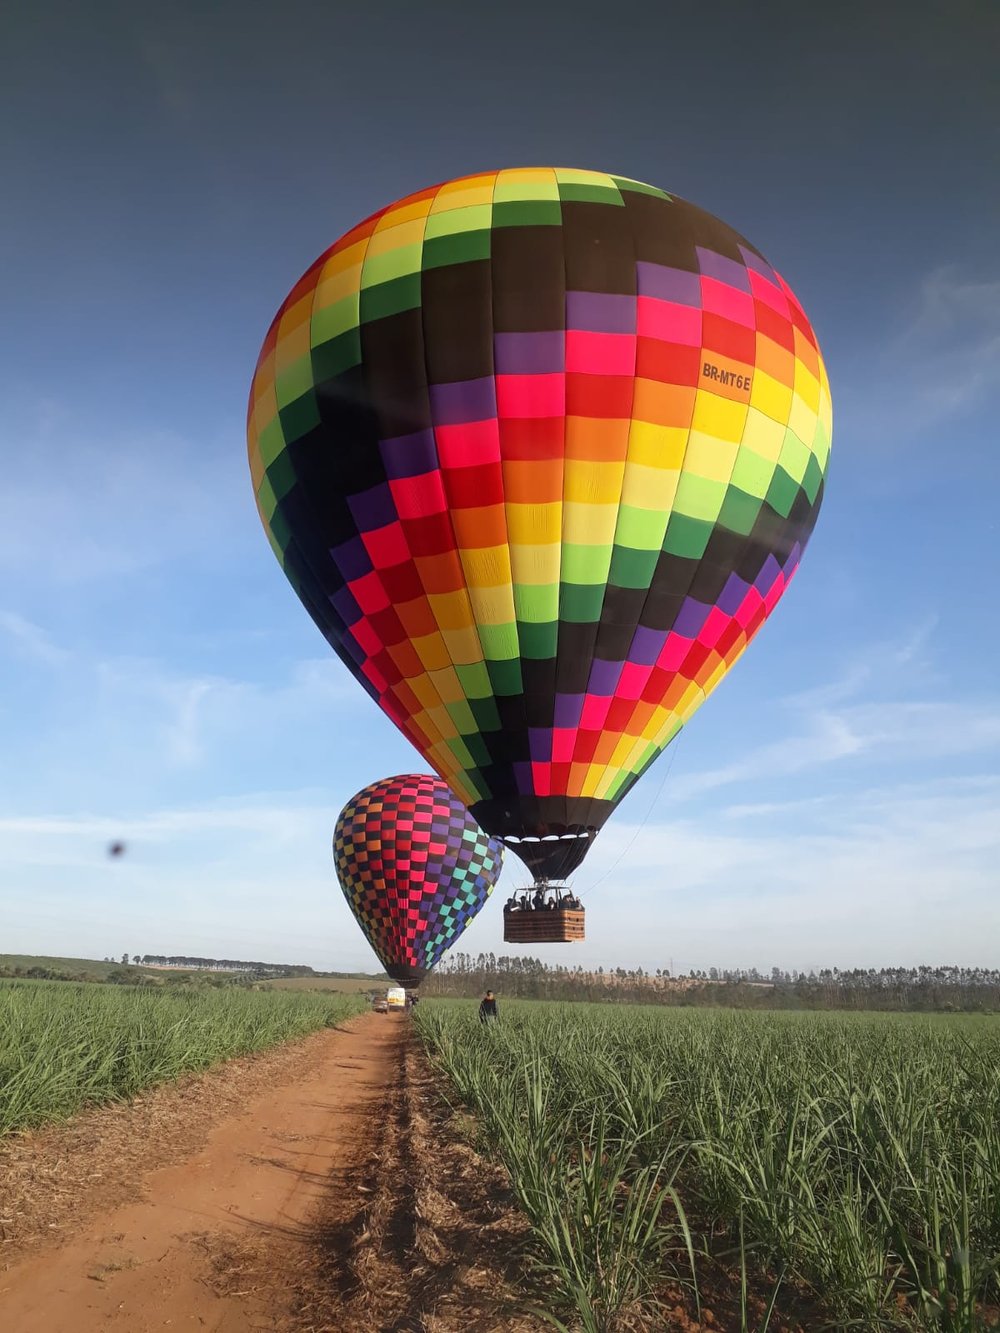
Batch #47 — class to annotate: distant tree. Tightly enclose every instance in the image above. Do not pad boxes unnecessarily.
[132,955,141,965]
[120,953,129,966]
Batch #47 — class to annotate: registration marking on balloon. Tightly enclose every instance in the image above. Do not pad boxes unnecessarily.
[250,169,831,880]
[334,774,504,983]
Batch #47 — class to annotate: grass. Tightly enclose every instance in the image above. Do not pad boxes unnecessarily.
[414,1001,1000,1332]
[0,978,365,1135]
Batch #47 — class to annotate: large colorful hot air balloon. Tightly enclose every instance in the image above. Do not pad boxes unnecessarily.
[334,774,504,985]
[250,168,831,886]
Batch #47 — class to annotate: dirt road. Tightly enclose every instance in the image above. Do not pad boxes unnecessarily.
[0,1011,405,1332]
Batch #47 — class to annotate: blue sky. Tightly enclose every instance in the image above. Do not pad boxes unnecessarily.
[1,1,998,973]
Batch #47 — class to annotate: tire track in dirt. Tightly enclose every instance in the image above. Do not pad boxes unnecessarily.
[0,1010,404,1331]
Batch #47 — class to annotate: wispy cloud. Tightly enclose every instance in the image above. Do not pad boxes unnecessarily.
[0,611,69,666]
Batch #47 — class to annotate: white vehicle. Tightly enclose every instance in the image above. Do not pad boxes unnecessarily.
[386,986,407,1011]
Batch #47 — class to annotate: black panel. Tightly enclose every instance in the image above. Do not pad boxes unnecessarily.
[491,225,566,332]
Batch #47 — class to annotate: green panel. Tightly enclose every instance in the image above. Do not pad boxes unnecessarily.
[478,622,520,661]
[443,734,474,768]
[469,696,501,731]
[311,296,360,345]
[729,447,776,500]
[311,328,362,382]
[514,582,559,622]
[265,450,297,503]
[424,204,492,239]
[614,504,667,552]
[256,416,287,469]
[455,661,492,699]
[362,244,423,287]
[778,429,812,485]
[359,273,422,323]
[801,453,824,505]
[491,200,562,228]
[765,466,800,519]
[444,698,477,733]
[274,356,313,408]
[518,620,558,659]
[269,504,292,552]
[672,472,726,522]
[558,185,625,206]
[613,177,671,200]
[561,542,613,584]
[456,732,492,768]
[422,229,491,270]
[278,392,320,441]
[608,544,658,589]
[256,473,278,523]
[487,657,523,696]
[717,486,763,537]
[662,512,714,559]
[559,582,606,623]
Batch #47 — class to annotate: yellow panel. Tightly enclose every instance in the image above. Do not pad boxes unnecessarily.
[494,167,559,200]
[439,624,484,666]
[505,502,561,545]
[741,408,786,461]
[318,237,369,279]
[411,632,453,672]
[681,431,740,485]
[427,589,475,631]
[467,584,517,627]
[625,420,689,470]
[787,395,819,448]
[411,708,444,746]
[426,704,458,741]
[562,501,619,546]
[461,544,513,589]
[750,371,794,423]
[426,666,467,705]
[374,196,434,228]
[563,459,627,505]
[690,390,749,443]
[619,462,682,511]
[431,179,496,209]
[366,216,428,257]
[794,363,821,412]
[314,262,363,308]
[508,543,561,585]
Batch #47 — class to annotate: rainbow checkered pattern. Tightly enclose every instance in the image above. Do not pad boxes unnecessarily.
[334,774,504,984]
[250,169,831,881]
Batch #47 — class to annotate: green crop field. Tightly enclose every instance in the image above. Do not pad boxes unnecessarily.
[0,979,365,1135]
[415,1001,1000,1332]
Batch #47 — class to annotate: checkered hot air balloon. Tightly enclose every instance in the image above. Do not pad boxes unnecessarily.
[250,169,831,884]
[334,774,504,985]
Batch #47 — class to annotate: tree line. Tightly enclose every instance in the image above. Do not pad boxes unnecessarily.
[422,955,1000,1012]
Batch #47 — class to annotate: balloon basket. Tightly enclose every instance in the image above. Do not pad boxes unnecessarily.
[502,888,585,944]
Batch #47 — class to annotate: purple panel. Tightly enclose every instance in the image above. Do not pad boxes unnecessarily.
[566,291,635,333]
[635,263,702,307]
[430,376,497,425]
[330,584,362,624]
[754,553,782,593]
[330,535,372,581]
[554,693,584,727]
[494,331,565,374]
[513,762,533,794]
[348,483,397,531]
[717,572,750,616]
[673,597,711,637]
[783,541,803,573]
[341,631,366,666]
[587,658,622,696]
[739,245,781,287]
[696,248,752,292]
[380,429,439,480]
[529,728,552,762]
[628,625,667,665]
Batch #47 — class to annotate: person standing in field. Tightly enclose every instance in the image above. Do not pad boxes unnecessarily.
[479,990,498,1023]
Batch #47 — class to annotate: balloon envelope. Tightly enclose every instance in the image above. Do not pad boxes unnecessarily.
[251,169,831,879]
[334,774,504,984]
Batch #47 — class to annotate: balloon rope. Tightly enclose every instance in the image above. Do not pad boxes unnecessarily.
[577,733,685,901]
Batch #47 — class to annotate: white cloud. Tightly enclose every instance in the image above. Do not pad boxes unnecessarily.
[0,611,69,666]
